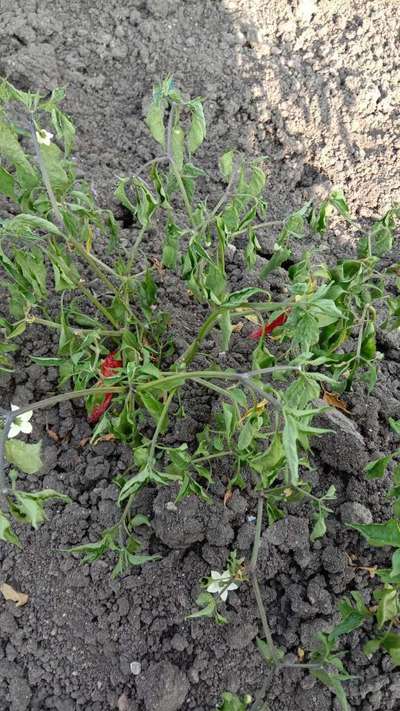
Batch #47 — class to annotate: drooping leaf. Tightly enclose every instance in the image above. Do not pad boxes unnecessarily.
[0,582,28,607]
[146,99,165,146]
[349,519,400,548]
[0,511,20,546]
[187,98,206,154]
[4,440,42,475]
[364,454,393,480]
[219,150,235,182]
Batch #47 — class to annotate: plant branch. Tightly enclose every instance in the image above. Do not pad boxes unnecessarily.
[0,385,124,498]
[249,497,279,663]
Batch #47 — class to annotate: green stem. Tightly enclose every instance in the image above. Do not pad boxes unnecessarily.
[192,377,240,421]
[249,497,279,662]
[67,236,124,296]
[138,365,300,393]
[127,226,146,273]
[80,286,120,329]
[31,116,136,321]
[177,309,222,366]
[0,385,124,497]
[192,450,233,465]
[231,220,283,239]
[148,391,175,463]
[26,316,125,338]
[166,103,195,226]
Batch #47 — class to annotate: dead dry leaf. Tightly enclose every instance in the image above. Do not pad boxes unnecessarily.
[223,489,233,507]
[46,428,60,442]
[96,433,116,442]
[232,321,244,333]
[0,582,28,607]
[323,390,351,414]
[79,437,90,448]
[243,314,259,324]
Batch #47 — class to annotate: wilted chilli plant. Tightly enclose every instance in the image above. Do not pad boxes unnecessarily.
[0,77,400,704]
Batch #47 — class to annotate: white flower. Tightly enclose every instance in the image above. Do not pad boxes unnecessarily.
[206,570,238,602]
[36,129,53,146]
[8,405,33,439]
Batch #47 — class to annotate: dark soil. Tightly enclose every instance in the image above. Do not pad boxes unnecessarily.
[1,1,400,710]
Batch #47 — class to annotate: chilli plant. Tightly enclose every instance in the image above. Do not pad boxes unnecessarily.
[0,77,400,708]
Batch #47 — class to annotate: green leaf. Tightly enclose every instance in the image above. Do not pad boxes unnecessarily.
[114,177,136,213]
[217,691,252,710]
[222,402,237,441]
[67,528,118,562]
[51,107,75,156]
[282,413,299,485]
[363,638,381,657]
[162,219,182,269]
[259,248,291,279]
[146,99,165,146]
[219,150,235,182]
[382,632,400,665]
[0,165,16,199]
[0,511,20,546]
[171,125,185,170]
[310,512,327,543]
[13,489,70,529]
[349,519,400,548]
[139,392,167,430]
[40,141,71,195]
[5,440,42,475]
[329,592,370,640]
[390,418,400,435]
[245,228,260,268]
[187,592,217,620]
[112,549,160,578]
[249,432,285,479]
[293,312,320,349]
[223,287,263,307]
[256,638,285,665]
[390,549,400,578]
[187,98,206,154]
[1,213,63,238]
[364,454,392,480]
[238,419,255,451]
[132,178,158,228]
[311,669,349,711]
[375,585,399,628]
[0,119,38,189]
[329,189,350,220]
[49,244,80,291]
[219,311,232,352]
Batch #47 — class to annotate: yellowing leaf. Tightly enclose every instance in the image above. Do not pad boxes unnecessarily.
[232,321,244,333]
[297,647,305,661]
[0,582,28,607]
[243,314,259,324]
[323,390,351,414]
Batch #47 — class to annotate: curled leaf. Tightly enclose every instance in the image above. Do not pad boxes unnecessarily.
[0,582,28,607]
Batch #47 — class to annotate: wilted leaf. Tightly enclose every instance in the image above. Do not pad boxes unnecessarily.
[223,489,233,507]
[0,582,28,607]
[4,440,42,475]
[323,391,350,414]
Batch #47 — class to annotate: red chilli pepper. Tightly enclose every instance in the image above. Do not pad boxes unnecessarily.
[249,312,288,340]
[88,352,122,424]
[101,352,123,377]
[88,392,114,424]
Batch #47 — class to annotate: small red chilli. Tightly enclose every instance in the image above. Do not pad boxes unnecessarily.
[248,312,288,340]
[88,352,123,424]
